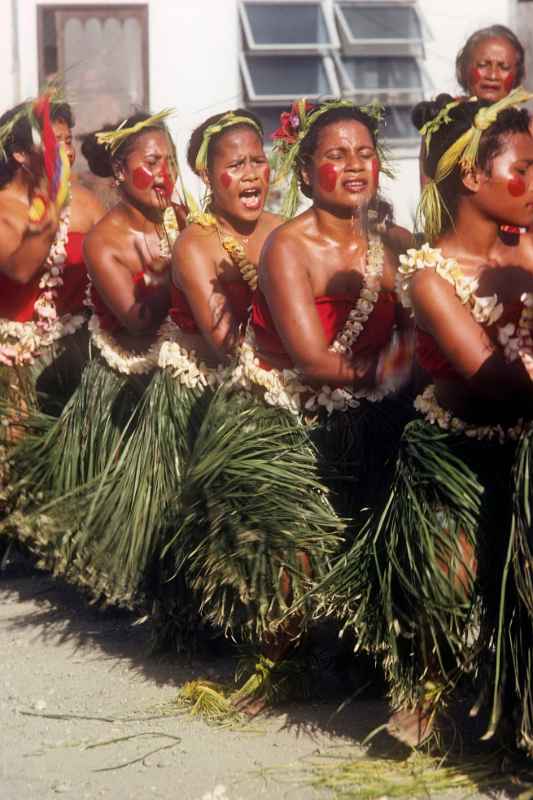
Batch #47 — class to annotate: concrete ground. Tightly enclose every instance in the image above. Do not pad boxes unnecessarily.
[1,561,531,800]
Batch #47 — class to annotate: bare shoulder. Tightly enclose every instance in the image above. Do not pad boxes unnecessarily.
[83,210,130,264]
[409,263,456,304]
[71,182,105,227]
[173,222,216,261]
[384,223,414,256]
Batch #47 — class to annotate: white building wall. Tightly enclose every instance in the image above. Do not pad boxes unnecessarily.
[2,0,519,228]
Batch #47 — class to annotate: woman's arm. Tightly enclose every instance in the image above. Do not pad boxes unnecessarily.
[0,197,58,284]
[410,268,532,401]
[85,230,169,335]
[260,233,373,387]
[172,230,242,360]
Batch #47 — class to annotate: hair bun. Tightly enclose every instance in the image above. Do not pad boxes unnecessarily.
[411,94,455,132]
[80,126,114,178]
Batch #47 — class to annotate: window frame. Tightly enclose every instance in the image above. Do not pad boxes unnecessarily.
[334,53,426,106]
[334,0,425,58]
[240,52,340,105]
[239,0,339,54]
[37,3,150,108]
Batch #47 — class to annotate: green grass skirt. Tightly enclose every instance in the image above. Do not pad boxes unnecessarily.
[317,417,533,753]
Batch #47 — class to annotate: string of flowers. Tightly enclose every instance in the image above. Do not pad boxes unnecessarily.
[233,234,394,413]
[85,281,164,375]
[415,383,527,443]
[0,202,86,366]
[188,209,258,290]
[498,292,533,376]
[397,243,503,326]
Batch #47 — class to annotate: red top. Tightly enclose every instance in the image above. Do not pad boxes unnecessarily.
[91,271,156,334]
[252,289,397,369]
[416,303,522,381]
[169,280,252,333]
[0,231,87,321]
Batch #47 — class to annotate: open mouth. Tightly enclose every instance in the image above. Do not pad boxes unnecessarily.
[240,187,262,210]
[342,179,368,193]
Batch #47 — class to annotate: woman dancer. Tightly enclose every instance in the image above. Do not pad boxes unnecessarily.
[1,110,181,593]
[173,99,413,711]
[323,89,533,751]
[0,97,103,431]
[62,109,286,623]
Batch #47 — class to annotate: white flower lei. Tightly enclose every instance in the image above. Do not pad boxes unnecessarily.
[232,235,392,414]
[0,202,86,367]
[397,243,503,326]
[158,318,229,389]
[85,280,165,375]
[415,384,526,443]
[497,292,533,369]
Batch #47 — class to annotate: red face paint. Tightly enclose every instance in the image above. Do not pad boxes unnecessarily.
[220,171,232,189]
[132,165,153,190]
[160,160,174,199]
[503,72,515,92]
[371,158,379,187]
[469,67,483,89]
[318,163,338,192]
[263,164,270,184]
[508,176,526,197]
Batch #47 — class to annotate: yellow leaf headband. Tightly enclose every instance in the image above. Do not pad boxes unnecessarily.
[194,112,262,173]
[271,97,394,219]
[418,86,533,241]
[95,108,174,156]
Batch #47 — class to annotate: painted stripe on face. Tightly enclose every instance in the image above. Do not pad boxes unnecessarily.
[220,171,232,189]
[508,176,526,197]
[318,163,338,192]
[132,165,153,190]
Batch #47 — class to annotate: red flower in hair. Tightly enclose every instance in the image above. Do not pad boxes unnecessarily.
[271,100,316,144]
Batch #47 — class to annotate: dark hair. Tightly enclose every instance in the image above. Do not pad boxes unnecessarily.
[413,93,531,231]
[456,25,525,92]
[0,102,35,188]
[50,102,75,129]
[81,111,170,178]
[296,105,379,200]
[187,108,263,175]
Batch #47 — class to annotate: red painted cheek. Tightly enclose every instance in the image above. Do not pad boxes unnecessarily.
[371,159,379,187]
[508,176,526,197]
[503,72,515,92]
[263,164,270,183]
[132,165,153,190]
[220,171,232,189]
[318,163,338,192]
[161,160,174,198]
[469,67,483,89]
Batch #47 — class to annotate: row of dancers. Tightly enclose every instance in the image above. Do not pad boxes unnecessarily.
[1,23,533,752]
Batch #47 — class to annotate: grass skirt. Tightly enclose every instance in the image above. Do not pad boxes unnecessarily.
[319,416,533,752]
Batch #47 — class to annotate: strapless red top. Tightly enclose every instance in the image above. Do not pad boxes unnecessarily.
[91,272,157,334]
[169,280,252,333]
[252,289,397,369]
[0,231,87,321]
[416,303,522,381]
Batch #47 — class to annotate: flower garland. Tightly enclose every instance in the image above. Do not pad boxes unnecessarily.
[189,209,258,290]
[398,244,531,440]
[0,202,86,367]
[85,281,165,375]
[233,234,393,414]
[415,384,526,443]
[158,320,229,389]
[397,243,503,326]
[497,293,533,372]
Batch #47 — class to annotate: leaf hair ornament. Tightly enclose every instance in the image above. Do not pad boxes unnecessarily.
[271,98,394,219]
[194,112,262,173]
[95,108,174,155]
[418,86,533,242]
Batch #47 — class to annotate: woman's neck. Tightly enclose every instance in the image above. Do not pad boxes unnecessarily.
[312,203,367,245]
[119,198,164,230]
[213,208,259,240]
[438,198,499,262]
